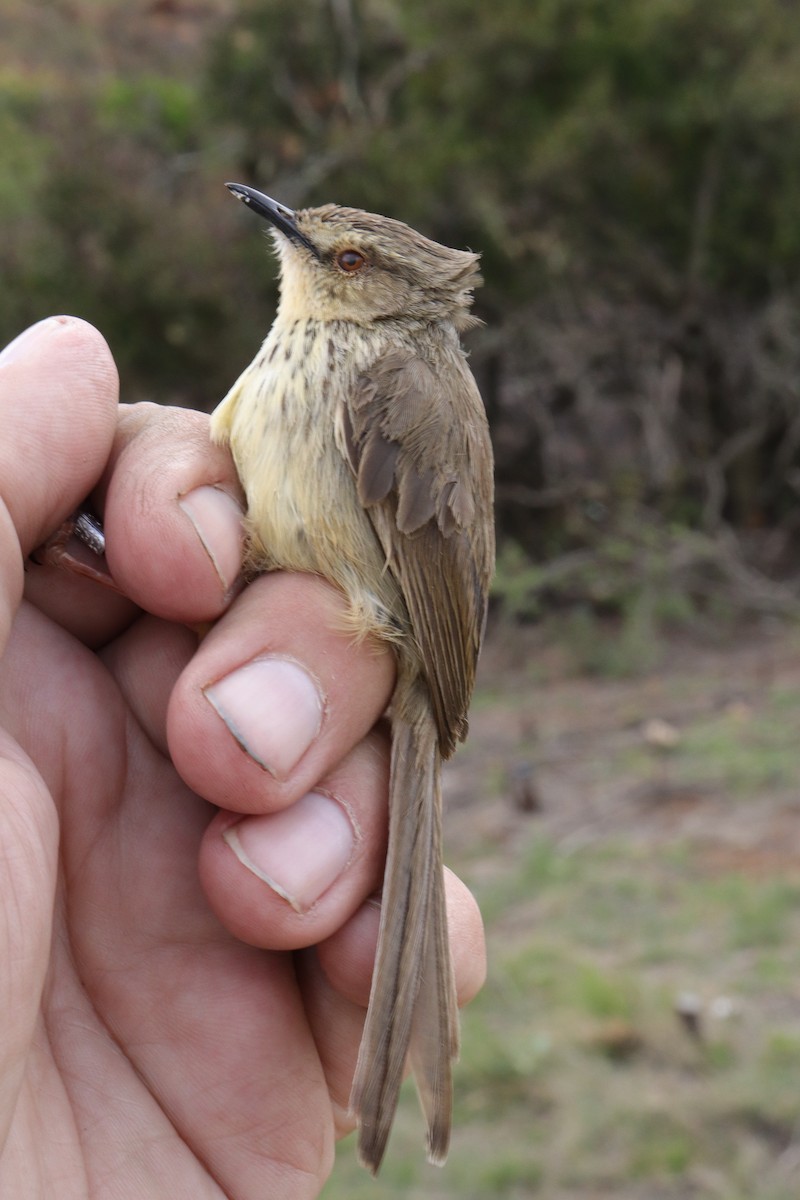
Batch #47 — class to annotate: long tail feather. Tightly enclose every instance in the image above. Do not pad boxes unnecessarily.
[350,676,458,1173]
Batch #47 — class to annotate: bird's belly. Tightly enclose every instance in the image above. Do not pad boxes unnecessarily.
[242,422,359,573]
[227,382,405,642]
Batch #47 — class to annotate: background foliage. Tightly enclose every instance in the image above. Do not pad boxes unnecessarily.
[2,0,800,624]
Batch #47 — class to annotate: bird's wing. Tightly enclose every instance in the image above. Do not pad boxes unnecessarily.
[341,347,494,757]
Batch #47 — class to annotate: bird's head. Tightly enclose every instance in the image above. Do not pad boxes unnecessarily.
[227,183,482,331]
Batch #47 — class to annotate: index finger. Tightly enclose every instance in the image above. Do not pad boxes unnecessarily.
[101,402,246,624]
[27,402,248,642]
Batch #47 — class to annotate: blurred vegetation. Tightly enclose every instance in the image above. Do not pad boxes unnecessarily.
[2,0,800,628]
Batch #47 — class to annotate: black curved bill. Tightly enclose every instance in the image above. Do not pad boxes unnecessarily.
[226,182,319,257]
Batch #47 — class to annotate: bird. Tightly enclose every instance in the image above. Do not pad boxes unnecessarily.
[211,183,494,1173]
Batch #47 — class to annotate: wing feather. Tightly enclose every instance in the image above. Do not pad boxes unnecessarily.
[343,347,494,757]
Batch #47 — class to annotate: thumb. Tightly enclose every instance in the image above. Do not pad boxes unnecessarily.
[0,316,118,649]
[0,317,117,1143]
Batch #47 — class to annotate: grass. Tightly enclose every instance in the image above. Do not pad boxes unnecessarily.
[614,685,800,797]
[322,626,800,1198]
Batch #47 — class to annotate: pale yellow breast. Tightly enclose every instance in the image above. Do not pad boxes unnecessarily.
[211,318,406,643]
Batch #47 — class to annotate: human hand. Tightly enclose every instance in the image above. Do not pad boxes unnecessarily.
[0,317,485,1199]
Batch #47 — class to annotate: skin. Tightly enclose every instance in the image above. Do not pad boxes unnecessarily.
[212,190,494,1171]
[0,315,485,1200]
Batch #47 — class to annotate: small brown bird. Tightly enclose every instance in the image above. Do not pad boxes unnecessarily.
[211,184,494,1173]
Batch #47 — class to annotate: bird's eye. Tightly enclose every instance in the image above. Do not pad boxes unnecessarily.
[336,249,366,273]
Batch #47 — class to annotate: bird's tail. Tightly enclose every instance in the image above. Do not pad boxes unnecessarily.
[349,674,458,1174]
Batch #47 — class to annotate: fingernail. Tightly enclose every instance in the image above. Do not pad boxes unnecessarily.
[223,791,357,912]
[0,317,64,366]
[204,656,324,778]
[179,485,244,594]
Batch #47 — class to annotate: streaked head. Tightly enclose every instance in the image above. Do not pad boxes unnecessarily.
[227,183,481,329]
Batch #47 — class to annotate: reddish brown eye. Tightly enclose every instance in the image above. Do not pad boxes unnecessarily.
[337,248,366,273]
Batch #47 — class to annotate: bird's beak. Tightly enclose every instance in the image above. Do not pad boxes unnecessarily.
[226,183,319,257]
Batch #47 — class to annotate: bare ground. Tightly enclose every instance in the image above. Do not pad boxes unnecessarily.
[327,620,800,1198]
[445,619,800,879]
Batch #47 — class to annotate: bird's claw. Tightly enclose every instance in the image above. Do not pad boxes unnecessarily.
[30,508,122,592]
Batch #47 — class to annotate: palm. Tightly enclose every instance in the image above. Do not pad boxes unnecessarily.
[2,600,333,1198]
